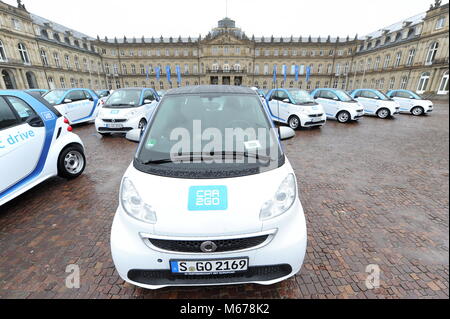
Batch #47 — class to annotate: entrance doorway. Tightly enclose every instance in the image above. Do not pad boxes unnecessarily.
[26,71,38,89]
[222,77,231,85]
[210,76,219,85]
[234,77,243,86]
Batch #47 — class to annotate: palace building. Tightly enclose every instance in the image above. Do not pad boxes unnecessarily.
[0,0,448,95]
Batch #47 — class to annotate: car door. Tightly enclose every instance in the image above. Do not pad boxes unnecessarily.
[63,90,92,123]
[0,96,46,194]
[142,90,158,120]
[316,91,339,117]
[357,90,378,115]
[275,90,292,121]
[267,90,284,123]
[392,91,413,111]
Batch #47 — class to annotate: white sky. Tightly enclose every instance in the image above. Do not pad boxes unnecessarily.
[4,0,448,38]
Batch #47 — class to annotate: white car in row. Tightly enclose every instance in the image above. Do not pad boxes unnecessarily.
[386,90,434,116]
[95,88,160,136]
[350,89,400,119]
[0,90,86,206]
[311,89,365,123]
[111,85,307,289]
[266,88,327,130]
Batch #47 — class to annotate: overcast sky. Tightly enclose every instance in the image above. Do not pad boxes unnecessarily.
[5,0,448,38]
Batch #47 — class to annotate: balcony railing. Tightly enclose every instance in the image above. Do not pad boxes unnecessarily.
[206,68,247,74]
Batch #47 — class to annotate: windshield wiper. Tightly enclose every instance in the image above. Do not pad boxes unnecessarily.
[140,151,273,165]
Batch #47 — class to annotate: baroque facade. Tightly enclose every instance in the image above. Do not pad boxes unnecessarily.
[0,0,448,95]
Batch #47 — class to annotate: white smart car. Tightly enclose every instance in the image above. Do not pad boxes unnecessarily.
[311,89,365,123]
[111,86,308,289]
[386,90,434,116]
[43,88,101,125]
[266,89,327,130]
[0,90,86,206]
[95,88,160,136]
[350,89,400,119]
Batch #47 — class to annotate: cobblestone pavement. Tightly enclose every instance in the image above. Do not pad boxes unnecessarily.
[0,101,448,299]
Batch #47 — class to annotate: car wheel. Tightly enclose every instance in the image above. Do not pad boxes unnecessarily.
[377,108,390,119]
[337,111,351,123]
[58,144,86,179]
[288,116,301,130]
[138,119,148,131]
[411,106,424,116]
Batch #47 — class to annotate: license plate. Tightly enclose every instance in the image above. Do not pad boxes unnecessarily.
[311,117,321,122]
[106,123,123,128]
[170,258,249,275]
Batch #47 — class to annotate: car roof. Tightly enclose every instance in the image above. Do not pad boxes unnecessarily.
[165,85,256,96]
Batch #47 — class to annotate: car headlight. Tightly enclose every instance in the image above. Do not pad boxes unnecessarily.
[260,174,297,221]
[121,177,157,224]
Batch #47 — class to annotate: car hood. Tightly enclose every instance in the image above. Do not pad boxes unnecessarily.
[122,160,295,237]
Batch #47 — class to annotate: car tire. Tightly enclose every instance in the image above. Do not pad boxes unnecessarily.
[57,144,86,179]
[337,111,351,123]
[377,108,391,119]
[411,106,424,116]
[138,119,148,131]
[288,116,301,130]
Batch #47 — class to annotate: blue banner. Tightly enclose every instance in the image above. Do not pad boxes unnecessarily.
[295,65,299,82]
[282,65,287,84]
[166,65,172,84]
[155,67,160,82]
[146,66,150,80]
[176,66,182,85]
[306,66,311,83]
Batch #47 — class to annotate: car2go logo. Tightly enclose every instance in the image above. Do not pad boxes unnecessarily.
[0,130,36,151]
[188,186,228,211]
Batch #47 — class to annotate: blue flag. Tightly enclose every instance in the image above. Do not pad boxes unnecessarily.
[273,65,277,84]
[155,67,160,82]
[146,66,150,80]
[166,65,171,84]
[282,65,287,84]
[176,66,182,85]
[295,65,299,82]
[306,66,311,83]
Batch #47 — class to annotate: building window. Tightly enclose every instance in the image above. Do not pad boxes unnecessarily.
[122,64,127,75]
[65,55,71,69]
[255,49,260,57]
[400,76,408,89]
[318,64,323,74]
[383,55,391,69]
[394,52,402,67]
[406,49,416,66]
[105,63,110,74]
[140,65,145,75]
[115,80,121,89]
[335,63,341,76]
[417,72,430,93]
[165,49,170,56]
[437,71,449,95]
[131,64,136,75]
[12,18,21,30]
[60,77,66,88]
[0,40,7,62]
[40,49,48,66]
[83,59,89,72]
[53,52,61,68]
[113,64,119,75]
[332,79,338,88]
[74,56,80,70]
[264,64,269,75]
[184,64,189,75]
[374,57,381,70]
[18,43,30,64]
[389,77,396,90]
[326,64,332,74]
[425,42,439,65]
[436,17,445,30]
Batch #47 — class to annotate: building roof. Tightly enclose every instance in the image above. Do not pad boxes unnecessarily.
[365,12,426,39]
[31,13,95,41]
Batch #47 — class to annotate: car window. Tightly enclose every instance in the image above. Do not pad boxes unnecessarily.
[6,97,37,122]
[362,90,378,99]
[43,90,68,105]
[83,90,93,100]
[319,91,337,100]
[396,91,412,99]
[143,90,155,102]
[276,90,290,101]
[0,97,19,130]
[354,91,363,98]
[66,90,86,102]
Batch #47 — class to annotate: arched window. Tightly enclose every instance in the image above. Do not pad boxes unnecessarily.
[437,71,449,95]
[18,43,30,64]
[425,42,439,65]
[417,72,431,93]
[0,40,7,62]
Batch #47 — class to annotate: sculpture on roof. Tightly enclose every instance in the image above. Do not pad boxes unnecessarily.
[430,0,442,9]
[17,0,27,10]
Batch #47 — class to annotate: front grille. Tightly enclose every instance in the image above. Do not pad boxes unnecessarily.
[309,114,324,118]
[98,127,133,132]
[102,119,127,123]
[305,120,326,126]
[128,264,292,286]
[357,110,364,113]
[148,235,269,253]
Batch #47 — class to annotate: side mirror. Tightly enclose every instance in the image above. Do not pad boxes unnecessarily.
[279,127,295,140]
[333,97,339,101]
[126,129,142,143]
[64,99,73,104]
[144,99,153,104]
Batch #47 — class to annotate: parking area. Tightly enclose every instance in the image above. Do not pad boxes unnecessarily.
[0,100,448,299]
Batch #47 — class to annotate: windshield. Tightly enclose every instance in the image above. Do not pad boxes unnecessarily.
[407,91,422,100]
[104,89,142,108]
[335,90,355,102]
[135,93,283,175]
[43,90,68,105]
[288,89,316,104]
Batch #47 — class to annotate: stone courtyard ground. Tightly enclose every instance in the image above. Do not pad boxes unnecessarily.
[0,100,448,299]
